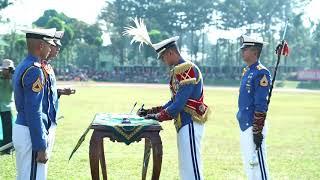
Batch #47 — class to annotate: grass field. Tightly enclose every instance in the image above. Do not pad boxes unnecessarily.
[1,83,320,180]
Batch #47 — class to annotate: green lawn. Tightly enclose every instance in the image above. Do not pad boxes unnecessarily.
[1,84,320,180]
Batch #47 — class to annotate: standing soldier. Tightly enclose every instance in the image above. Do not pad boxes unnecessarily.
[0,59,15,154]
[237,35,270,180]
[41,30,75,158]
[12,28,56,180]
[52,31,76,99]
[124,18,209,180]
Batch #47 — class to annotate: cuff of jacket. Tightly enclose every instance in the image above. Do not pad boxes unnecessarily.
[156,109,173,122]
[148,106,163,114]
[253,112,266,134]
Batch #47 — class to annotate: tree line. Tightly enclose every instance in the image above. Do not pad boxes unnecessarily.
[0,0,319,80]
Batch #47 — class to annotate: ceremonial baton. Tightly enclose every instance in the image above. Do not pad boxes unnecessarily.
[263,21,289,153]
[267,18,289,106]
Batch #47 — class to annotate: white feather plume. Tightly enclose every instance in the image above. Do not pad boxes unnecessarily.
[123,17,153,50]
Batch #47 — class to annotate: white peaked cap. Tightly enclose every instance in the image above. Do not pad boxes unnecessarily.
[22,28,56,46]
[239,34,268,49]
[54,31,64,46]
[153,36,179,58]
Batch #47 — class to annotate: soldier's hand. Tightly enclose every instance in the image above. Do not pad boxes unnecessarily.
[275,41,289,56]
[137,107,149,117]
[36,150,48,164]
[144,114,158,120]
[253,133,263,150]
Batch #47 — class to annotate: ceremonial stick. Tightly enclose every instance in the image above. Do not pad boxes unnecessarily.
[267,18,289,106]
[255,19,289,152]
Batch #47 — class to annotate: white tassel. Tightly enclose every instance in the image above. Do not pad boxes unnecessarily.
[123,17,153,50]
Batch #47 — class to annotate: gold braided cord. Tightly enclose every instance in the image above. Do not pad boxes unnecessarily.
[183,106,210,124]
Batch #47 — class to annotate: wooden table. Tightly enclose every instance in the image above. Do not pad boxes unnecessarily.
[89,124,163,180]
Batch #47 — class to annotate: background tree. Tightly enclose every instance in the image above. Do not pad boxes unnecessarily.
[33,9,103,69]
[311,22,320,68]
[1,0,318,84]
[0,0,12,10]
[99,0,135,65]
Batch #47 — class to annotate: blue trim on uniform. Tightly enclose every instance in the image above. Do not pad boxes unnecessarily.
[34,158,38,180]
[191,122,201,180]
[30,152,34,180]
[259,148,267,180]
[30,151,37,180]
[188,124,198,180]
[257,149,266,180]
[45,81,52,128]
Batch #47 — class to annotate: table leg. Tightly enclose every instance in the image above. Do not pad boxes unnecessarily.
[100,139,108,180]
[142,138,152,180]
[151,134,163,180]
[90,130,103,180]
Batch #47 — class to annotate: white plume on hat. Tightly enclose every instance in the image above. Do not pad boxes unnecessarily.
[123,17,153,50]
[123,17,179,58]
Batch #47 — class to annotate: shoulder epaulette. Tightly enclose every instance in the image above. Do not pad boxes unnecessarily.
[173,61,194,75]
[33,62,41,68]
[242,67,248,76]
[256,64,267,71]
[173,61,199,85]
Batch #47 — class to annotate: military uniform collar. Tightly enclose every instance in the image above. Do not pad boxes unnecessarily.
[26,54,40,62]
[176,58,185,65]
[249,60,260,70]
[41,60,48,64]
